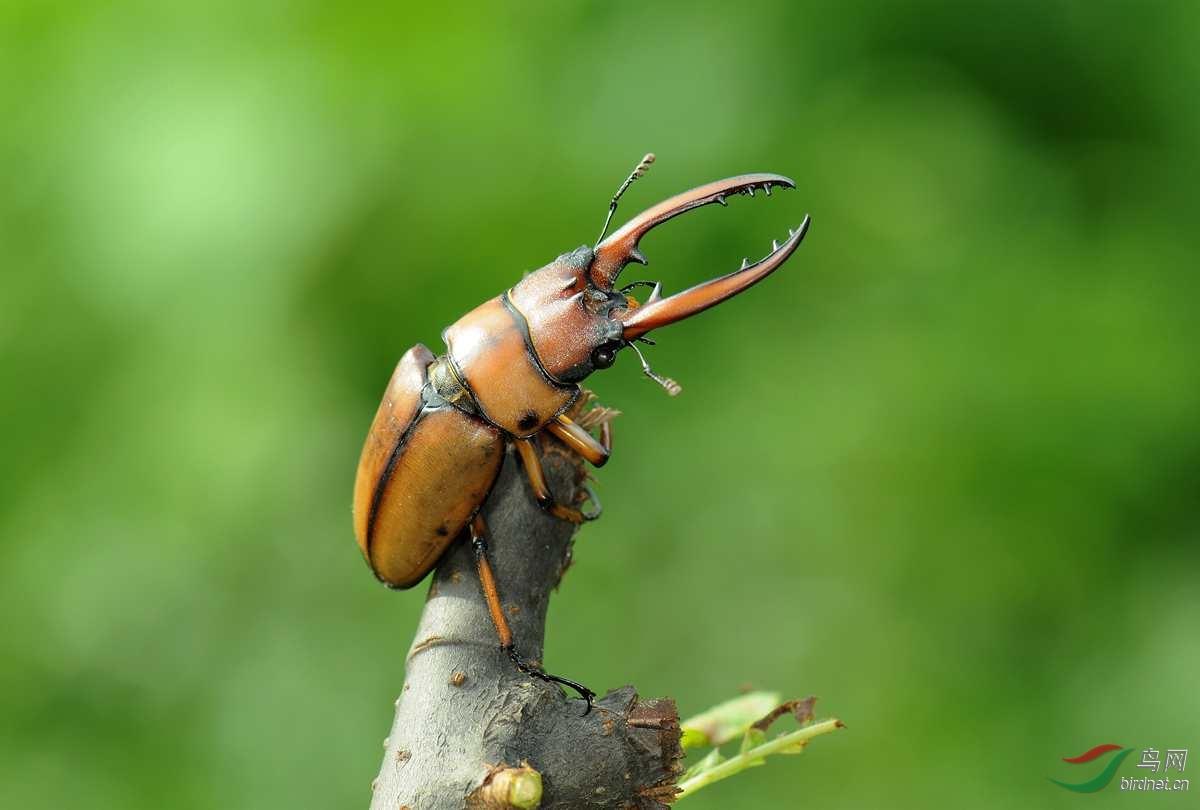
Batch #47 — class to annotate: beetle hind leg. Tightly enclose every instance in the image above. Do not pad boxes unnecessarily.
[469,516,595,712]
[505,647,596,713]
[514,438,600,523]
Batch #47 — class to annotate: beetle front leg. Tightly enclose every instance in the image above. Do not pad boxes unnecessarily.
[545,414,612,468]
[514,437,601,523]
[469,515,595,712]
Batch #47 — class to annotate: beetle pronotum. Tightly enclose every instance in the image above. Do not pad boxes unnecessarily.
[353,155,810,709]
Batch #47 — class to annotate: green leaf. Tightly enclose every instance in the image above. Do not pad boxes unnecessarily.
[738,727,767,758]
[775,733,810,755]
[679,691,781,749]
[682,747,724,782]
[679,727,709,750]
[676,718,845,800]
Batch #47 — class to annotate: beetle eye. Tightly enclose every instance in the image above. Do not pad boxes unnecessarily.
[591,344,617,369]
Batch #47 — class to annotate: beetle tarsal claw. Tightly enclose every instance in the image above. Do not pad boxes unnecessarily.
[579,483,602,521]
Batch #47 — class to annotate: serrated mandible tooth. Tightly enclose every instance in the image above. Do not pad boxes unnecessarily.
[763,184,772,196]
[788,227,795,236]
[772,239,780,251]
[746,186,755,197]
[740,258,750,270]
[716,195,727,206]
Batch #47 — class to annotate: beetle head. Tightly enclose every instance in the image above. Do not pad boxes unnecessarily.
[506,159,810,391]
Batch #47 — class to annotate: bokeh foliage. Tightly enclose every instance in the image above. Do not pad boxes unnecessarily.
[2,2,1198,807]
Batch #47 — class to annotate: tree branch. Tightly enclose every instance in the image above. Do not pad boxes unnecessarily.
[369,437,683,809]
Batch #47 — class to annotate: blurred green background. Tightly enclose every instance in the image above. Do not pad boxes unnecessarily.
[3,1,1198,807]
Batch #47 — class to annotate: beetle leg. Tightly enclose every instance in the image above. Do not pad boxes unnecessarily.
[469,515,513,648]
[546,414,611,468]
[577,482,602,522]
[469,515,595,712]
[514,438,598,523]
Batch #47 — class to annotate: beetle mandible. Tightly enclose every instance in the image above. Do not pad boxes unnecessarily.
[352,154,810,709]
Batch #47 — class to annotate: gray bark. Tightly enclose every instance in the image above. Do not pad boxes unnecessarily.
[369,439,682,809]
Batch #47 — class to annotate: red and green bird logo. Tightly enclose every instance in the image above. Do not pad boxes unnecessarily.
[1048,744,1134,792]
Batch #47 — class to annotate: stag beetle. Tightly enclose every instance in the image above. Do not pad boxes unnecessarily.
[353,155,810,709]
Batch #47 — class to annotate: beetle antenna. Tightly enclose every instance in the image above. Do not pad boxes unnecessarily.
[620,280,659,294]
[595,153,655,248]
[626,339,681,396]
